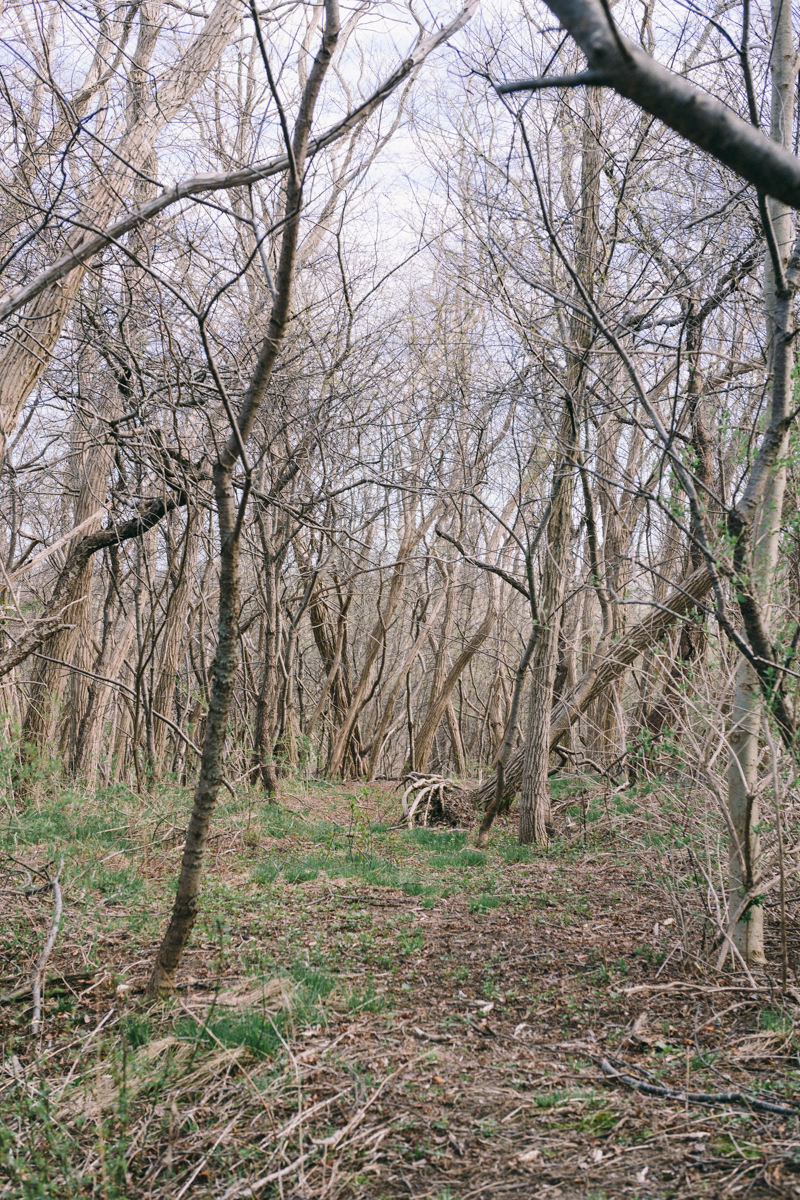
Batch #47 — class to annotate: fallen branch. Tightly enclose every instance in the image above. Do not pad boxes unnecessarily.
[599,1058,800,1116]
[0,970,95,1005]
[31,859,64,1036]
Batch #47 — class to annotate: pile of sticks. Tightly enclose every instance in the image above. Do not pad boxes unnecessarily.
[400,773,454,828]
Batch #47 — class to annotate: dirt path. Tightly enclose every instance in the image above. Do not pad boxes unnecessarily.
[1,780,798,1198]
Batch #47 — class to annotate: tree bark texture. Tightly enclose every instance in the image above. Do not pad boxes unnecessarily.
[726,0,795,965]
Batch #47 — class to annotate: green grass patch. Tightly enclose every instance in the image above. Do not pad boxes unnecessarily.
[344,980,388,1013]
[284,858,322,883]
[252,847,441,897]
[288,963,336,1002]
[252,861,281,884]
[469,893,507,914]
[501,843,536,864]
[90,865,144,905]
[760,1008,794,1036]
[177,1008,286,1057]
[429,848,486,869]
[406,828,467,851]
[258,805,304,837]
[122,1014,152,1049]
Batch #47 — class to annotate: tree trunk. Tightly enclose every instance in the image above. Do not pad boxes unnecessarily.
[413,585,497,774]
[0,0,244,451]
[251,546,281,790]
[518,411,575,844]
[148,0,341,993]
[327,498,434,776]
[518,82,600,843]
[364,589,447,780]
[150,516,198,774]
[726,0,794,966]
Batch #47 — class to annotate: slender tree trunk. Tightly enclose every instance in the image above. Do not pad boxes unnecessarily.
[251,549,281,790]
[413,583,497,774]
[364,589,447,780]
[0,0,243,451]
[150,514,198,774]
[471,563,713,811]
[518,84,600,843]
[148,0,341,993]
[727,0,795,965]
[73,609,138,782]
[518,411,575,844]
[327,500,434,776]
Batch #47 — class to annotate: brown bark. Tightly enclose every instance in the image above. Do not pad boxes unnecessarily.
[518,82,600,843]
[518,413,576,844]
[150,515,199,774]
[364,589,447,780]
[326,498,435,776]
[413,588,498,774]
[148,0,341,993]
[0,496,186,685]
[512,0,800,208]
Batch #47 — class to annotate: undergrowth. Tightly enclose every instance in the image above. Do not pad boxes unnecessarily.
[0,769,795,1198]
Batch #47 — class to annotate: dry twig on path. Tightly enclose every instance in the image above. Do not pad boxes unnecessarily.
[31,858,64,1036]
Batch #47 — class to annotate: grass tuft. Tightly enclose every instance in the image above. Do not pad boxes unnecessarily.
[469,893,507,913]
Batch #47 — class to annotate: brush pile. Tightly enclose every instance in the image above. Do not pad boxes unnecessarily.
[399,773,476,827]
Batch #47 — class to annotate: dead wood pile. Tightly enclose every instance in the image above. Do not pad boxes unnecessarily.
[400,773,477,827]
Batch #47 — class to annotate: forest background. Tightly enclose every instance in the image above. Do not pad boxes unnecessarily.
[3,0,800,1196]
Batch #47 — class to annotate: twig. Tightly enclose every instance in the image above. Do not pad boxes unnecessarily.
[311,1054,424,1149]
[31,858,64,1036]
[599,1058,799,1115]
[0,969,95,1005]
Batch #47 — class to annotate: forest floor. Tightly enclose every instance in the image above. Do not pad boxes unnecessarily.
[1,773,799,1199]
